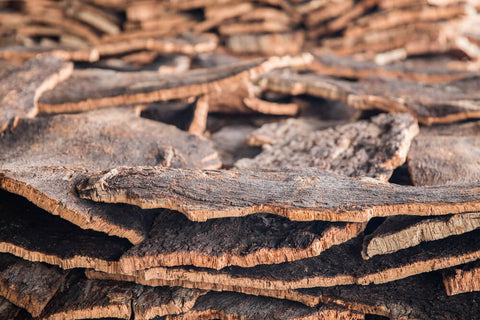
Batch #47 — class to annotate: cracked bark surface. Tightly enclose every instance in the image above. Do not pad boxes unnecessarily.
[256,69,480,125]
[0,55,72,133]
[236,113,418,181]
[77,167,480,222]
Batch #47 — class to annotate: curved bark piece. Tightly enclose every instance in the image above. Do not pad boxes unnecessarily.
[236,113,418,181]
[0,45,99,63]
[38,55,312,114]
[0,253,68,317]
[165,292,364,320]
[0,189,130,273]
[257,69,480,125]
[0,166,156,245]
[40,273,205,320]
[0,108,220,170]
[407,121,480,186]
[77,167,480,222]
[88,230,480,291]
[442,260,480,296]
[120,210,365,271]
[362,213,480,259]
[0,55,73,133]
[309,54,475,83]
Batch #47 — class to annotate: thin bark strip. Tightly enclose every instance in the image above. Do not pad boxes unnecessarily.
[0,253,68,317]
[0,55,73,133]
[362,213,480,259]
[0,189,130,273]
[38,55,311,114]
[236,113,418,181]
[120,210,365,271]
[165,291,365,320]
[407,121,480,186]
[256,69,480,125]
[442,260,480,296]
[77,167,480,222]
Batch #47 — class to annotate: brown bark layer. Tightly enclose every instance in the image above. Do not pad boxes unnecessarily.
[442,260,480,296]
[407,121,480,186]
[40,273,205,320]
[0,55,72,133]
[120,210,365,271]
[225,32,305,56]
[236,113,418,181]
[88,230,480,291]
[257,69,480,125]
[0,45,99,64]
[0,189,130,273]
[165,291,364,320]
[0,253,68,317]
[0,107,221,170]
[77,167,480,223]
[362,213,480,259]
[210,124,259,167]
[0,296,32,320]
[38,55,311,114]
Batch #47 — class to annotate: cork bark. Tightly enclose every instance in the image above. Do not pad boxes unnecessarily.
[0,45,99,64]
[407,121,480,186]
[0,296,32,320]
[77,167,480,223]
[442,260,480,296]
[256,69,480,125]
[120,210,365,271]
[236,113,418,182]
[362,213,480,259]
[0,253,68,317]
[0,55,73,133]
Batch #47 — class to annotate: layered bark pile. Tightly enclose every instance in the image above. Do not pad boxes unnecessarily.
[1,1,480,320]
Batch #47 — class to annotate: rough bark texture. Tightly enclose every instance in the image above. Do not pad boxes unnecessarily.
[0,253,68,317]
[236,113,418,182]
[407,121,480,186]
[0,296,32,320]
[0,107,221,170]
[77,167,480,223]
[120,210,365,271]
[0,45,99,64]
[40,273,205,320]
[362,213,480,259]
[442,260,480,296]
[225,32,305,56]
[163,291,365,320]
[0,189,131,273]
[87,230,480,291]
[256,69,480,125]
[38,55,311,114]
[0,55,73,133]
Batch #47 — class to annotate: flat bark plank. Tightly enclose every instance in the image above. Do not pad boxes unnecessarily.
[256,69,480,125]
[407,121,480,186]
[77,167,480,222]
[38,55,311,114]
[40,273,205,320]
[309,54,475,83]
[235,113,418,181]
[0,45,99,63]
[362,213,480,259]
[0,189,130,273]
[443,260,480,296]
[0,166,156,245]
[0,107,221,170]
[120,210,365,271]
[164,291,364,320]
[0,55,73,132]
[225,31,305,56]
[0,253,68,317]
[87,229,480,291]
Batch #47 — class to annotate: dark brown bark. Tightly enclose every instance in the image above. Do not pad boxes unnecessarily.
[120,210,365,271]
[236,113,418,181]
[164,292,364,320]
[362,213,480,259]
[257,69,480,125]
[210,124,259,167]
[0,296,32,320]
[0,55,73,133]
[407,121,480,186]
[0,189,131,273]
[0,253,68,317]
[442,260,480,296]
[77,167,480,222]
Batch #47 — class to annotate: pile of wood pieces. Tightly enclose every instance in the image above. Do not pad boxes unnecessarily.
[2,1,480,320]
